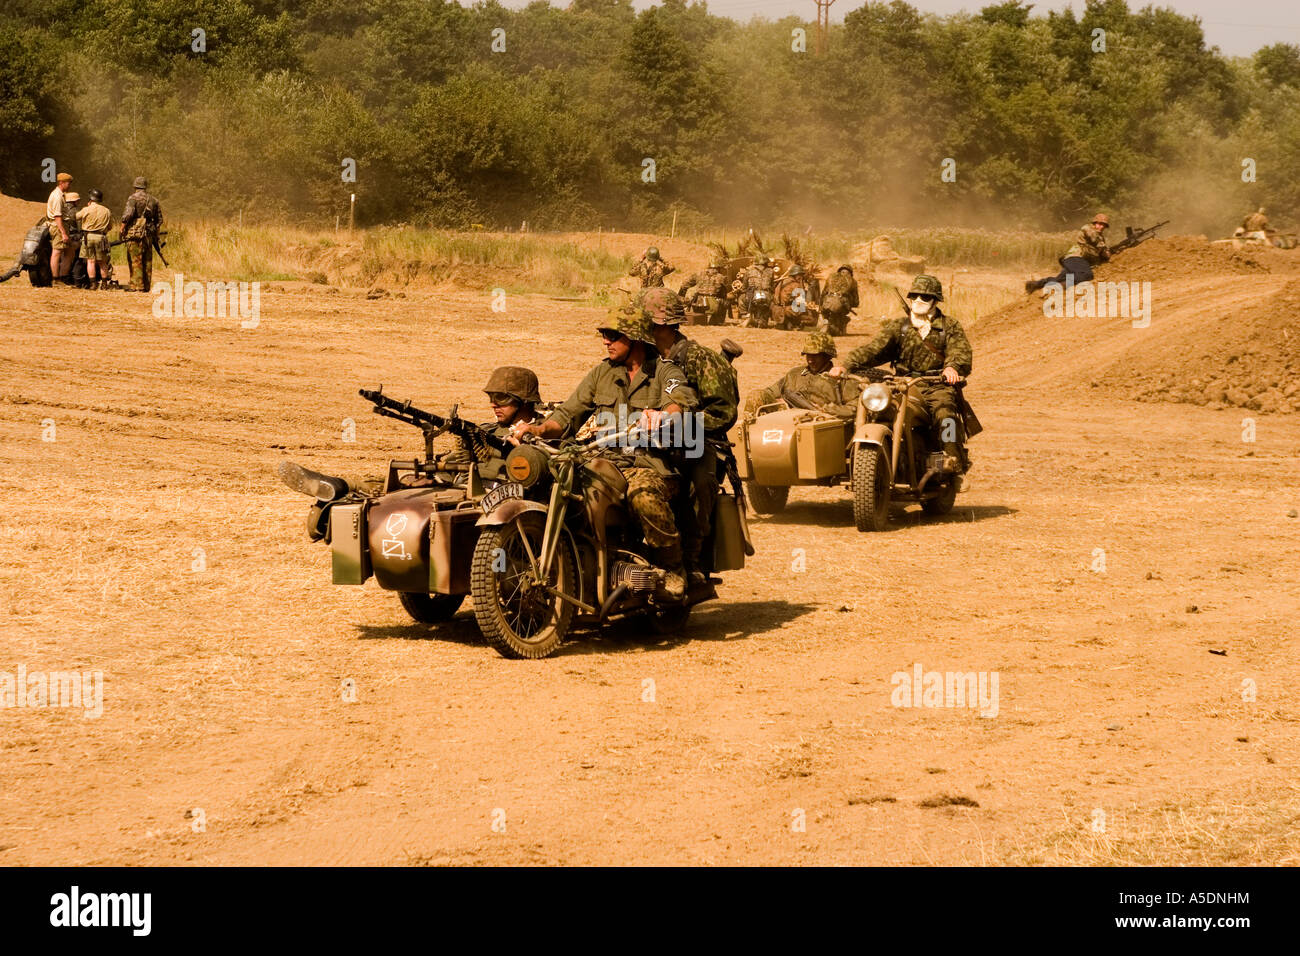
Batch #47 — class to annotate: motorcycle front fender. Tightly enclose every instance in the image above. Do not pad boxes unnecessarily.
[475,498,549,527]
[852,422,892,449]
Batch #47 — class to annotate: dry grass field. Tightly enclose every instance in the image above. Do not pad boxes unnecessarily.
[2,197,1298,865]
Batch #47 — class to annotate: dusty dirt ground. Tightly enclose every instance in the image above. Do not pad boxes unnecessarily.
[2,206,1299,865]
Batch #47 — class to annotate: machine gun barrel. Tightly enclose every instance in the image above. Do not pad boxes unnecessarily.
[358,387,511,456]
[1111,220,1170,254]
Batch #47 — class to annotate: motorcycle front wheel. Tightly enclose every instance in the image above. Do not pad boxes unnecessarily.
[470,513,576,659]
[852,446,891,532]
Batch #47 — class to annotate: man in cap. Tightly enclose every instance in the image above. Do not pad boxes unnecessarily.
[747,330,859,419]
[835,275,972,473]
[515,306,697,599]
[628,246,674,288]
[820,264,860,335]
[77,189,115,289]
[643,287,739,579]
[119,176,163,292]
[46,172,73,283]
[1025,213,1110,294]
[677,256,730,325]
[279,367,545,537]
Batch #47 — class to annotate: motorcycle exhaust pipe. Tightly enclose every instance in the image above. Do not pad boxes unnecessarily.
[599,583,630,622]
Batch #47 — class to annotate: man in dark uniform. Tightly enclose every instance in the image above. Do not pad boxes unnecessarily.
[119,176,163,292]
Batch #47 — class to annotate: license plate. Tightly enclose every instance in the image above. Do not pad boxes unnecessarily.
[481,481,524,514]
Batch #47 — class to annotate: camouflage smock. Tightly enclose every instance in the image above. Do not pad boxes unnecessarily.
[1065,224,1109,264]
[843,312,973,377]
[667,336,738,437]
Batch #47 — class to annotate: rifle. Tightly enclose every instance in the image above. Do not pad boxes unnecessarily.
[359,386,511,462]
[109,229,168,250]
[1110,220,1170,255]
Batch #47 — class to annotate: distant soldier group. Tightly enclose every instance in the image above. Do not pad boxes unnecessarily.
[14,171,164,290]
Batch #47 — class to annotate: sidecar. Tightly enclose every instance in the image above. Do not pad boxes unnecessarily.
[327,459,489,623]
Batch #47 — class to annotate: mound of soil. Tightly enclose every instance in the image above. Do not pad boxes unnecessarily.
[979,237,1300,414]
[1096,235,1294,283]
[0,189,47,250]
[1116,280,1300,414]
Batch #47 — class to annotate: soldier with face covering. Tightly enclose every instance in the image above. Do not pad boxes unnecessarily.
[836,275,972,474]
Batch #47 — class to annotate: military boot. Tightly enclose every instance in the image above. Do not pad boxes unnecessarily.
[940,440,964,474]
[278,461,350,500]
[650,544,686,601]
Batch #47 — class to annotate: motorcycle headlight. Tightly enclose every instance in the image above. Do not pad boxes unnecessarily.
[863,383,890,413]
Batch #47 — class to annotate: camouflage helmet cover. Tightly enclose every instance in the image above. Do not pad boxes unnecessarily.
[600,305,656,346]
[1092,212,1110,226]
[801,330,838,357]
[645,246,660,260]
[483,366,541,405]
[637,286,685,325]
[132,176,148,189]
[907,274,944,302]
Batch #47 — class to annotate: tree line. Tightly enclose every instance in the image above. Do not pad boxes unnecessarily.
[2,0,1298,233]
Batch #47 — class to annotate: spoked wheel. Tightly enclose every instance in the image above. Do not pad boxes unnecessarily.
[470,513,575,659]
[745,481,789,516]
[852,446,891,532]
[398,591,465,624]
[921,479,959,516]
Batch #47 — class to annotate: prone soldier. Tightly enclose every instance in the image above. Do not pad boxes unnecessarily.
[1026,213,1110,294]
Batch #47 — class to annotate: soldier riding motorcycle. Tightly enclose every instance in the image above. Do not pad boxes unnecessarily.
[277,368,543,625]
[678,258,730,326]
[487,309,751,658]
[834,275,981,530]
[739,254,775,328]
[773,263,816,330]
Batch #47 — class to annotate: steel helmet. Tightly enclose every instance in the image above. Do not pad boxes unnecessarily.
[599,306,655,346]
[838,264,854,275]
[483,366,541,405]
[1092,213,1110,227]
[132,176,148,190]
[637,287,685,326]
[89,188,103,202]
[801,330,838,357]
[787,263,804,277]
[645,246,660,261]
[907,274,944,302]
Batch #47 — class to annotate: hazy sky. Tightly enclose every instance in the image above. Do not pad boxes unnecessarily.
[595,1,1299,57]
